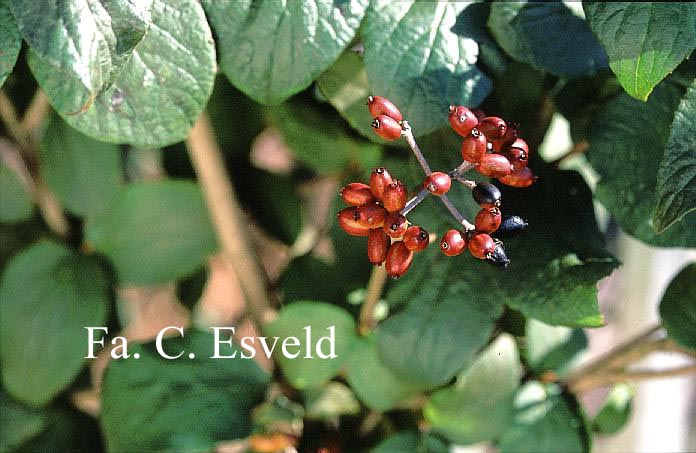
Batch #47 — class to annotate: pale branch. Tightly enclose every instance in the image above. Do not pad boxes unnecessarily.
[359,264,388,334]
[569,365,696,393]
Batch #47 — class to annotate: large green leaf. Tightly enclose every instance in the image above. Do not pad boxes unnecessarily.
[0,389,47,453]
[653,80,696,233]
[362,1,492,135]
[39,114,122,217]
[0,241,110,406]
[203,0,368,105]
[586,81,696,246]
[425,334,521,445]
[101,330,269,452]
[84,181,217,285]
[0,0,21,88]
[11,0,151,112]
[488,1,607,78]
[29,0,216,148]
[0,163,32,223]
[659,263,696,350]
[524,319,588,378]
[584,2,696,101]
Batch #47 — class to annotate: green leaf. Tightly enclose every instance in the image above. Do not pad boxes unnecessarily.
[304,382,360,420]
[280,255,346,306]
[0,241,110,406]
[264,301,359,389]
[525,319,588,378]
[30,0,216,148]
[488,1,608,78]
[0,389,47,453]
[372,431,449,453]
[653,80,696,232]
[592,383,634,435]
[659,263,696,350]
[583,2,696,101]
[203,0,368,105]
[499,382,591,453]
[39,113,122,217]
[0,0,21,88]
[0,163,32,223]
[85,180,217,285]
[11,0,151,112]
[586,81,696,247]
[425,334,521,445]
[362,1,492,135]
[101,330,269,452]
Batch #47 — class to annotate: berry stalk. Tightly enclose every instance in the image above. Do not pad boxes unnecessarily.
[400,187,431,216]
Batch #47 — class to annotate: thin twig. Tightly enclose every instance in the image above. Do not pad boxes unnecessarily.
[400,187,431,216]
[20,90,50,136]
[359,264,388,334]
[441,194,475,231]
[400,122,431,175]
[569,365,696,393]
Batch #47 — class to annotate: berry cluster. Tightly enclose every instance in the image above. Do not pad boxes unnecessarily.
[336,96,533,279]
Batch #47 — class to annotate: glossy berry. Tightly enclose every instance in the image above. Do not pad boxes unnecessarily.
[472,182,502,208]
[367,228,390,265]
[382,180,408,212]
[468,233,495,259]
[448,105,478,137]
[501,145,528,172]
[475,207,502,233]
[498,167,536,188]
[478,117,507,140]
[369,167,393,201]
[337,207,370,237]
[385,241,414,279]
[440,229,467,256]
[460,128,487,163]
[423,172,451,196]
[340,182,375,206]
[493,215,528,238]
[485,240,510,267]
[383,212,409,238]
[355,203,387,229]
[371,115,402,141]
[403,226,430,252]
[491,125,519,152]
[367,95,403,122]
[477,153,512,178]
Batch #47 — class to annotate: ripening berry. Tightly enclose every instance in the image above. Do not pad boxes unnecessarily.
[498,167,536,188]
[501,145,528,172]
[355,203,387,229]
[493,215,528,238]
[485,240,510,267]
[367,95,403,122]
[371,115,402,141]
[367,228,390,265]
[472,182,502,208]
[461,128,488,163]
[340,182,375,206]
[423,172,451,196]
[440,229,467,256]
[491,125,519,152]
[468,233,496,259]
[383,212,409,238]
[477,153,513,178]
[478,117,507,141]
[370,167,393,201]
[448,105,478,137]
[475,207,502,233]
[337,207,370,236]
[385,241,413,279]
[403,226,430,252]
[382,181,408,212]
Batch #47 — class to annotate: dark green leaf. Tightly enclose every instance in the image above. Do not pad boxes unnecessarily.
[487,2,607,78]
[0,241,110,406]
[372,431,448,453]
[425,334,521,445]
[101,330,269,452]
[85,180,217,285]
[0,0,21,88]
[525,319,588,378]
[30,0,216,148]
[362,1,492,135]
[280,255,346,306]
[0,162,32,223]
[584,2,696,101]
[39,113,122,217]
[592,383,633,435]
[659,263,696,350]
[653,80,696,232]
[0,389,47,452]
[203,0,368,105]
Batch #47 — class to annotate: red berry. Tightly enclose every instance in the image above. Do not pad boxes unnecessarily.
[472,108,487,121]
[367,228,390,265]
[403,226,430,252]
[385,241,413,279]
[367,95,403,122]
[490,125,519,152]
[448,105,478,137]
[355,203,387,229]
[440,229,467,256]
[382,180,408,212]
[468,233,495,259]
[472,182,502,208]
[383,212,408,238]
[477,153,512,178]
[337,207,370,236]
[423,172,451,196]
[371,115,402,141]
[509,137,529,154]
[340,182,375,206]
[461,128,488,163]
[478,117,507,140]
[498,167,536,188]
[369,167,393,201]
[474,207,502,233]
[501,145,528,172]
